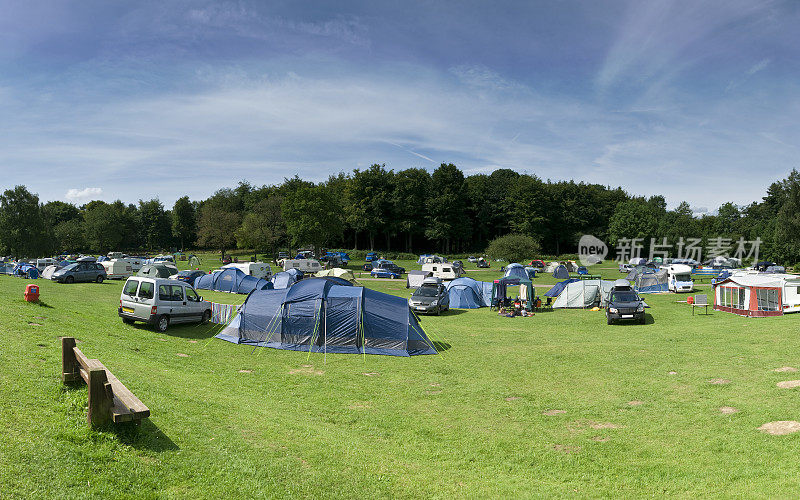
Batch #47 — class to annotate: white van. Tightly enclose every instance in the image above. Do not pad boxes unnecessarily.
[666,264,694,292]
[102,259,134,279]
[118,277,211,332]
[223,261,272,279]
[422,262,458,281]
[282,259,323,273]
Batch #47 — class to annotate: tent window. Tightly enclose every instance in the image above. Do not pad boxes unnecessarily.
[756,288,780,311]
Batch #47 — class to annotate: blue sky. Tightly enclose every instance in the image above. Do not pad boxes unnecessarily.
[0,0,797,212]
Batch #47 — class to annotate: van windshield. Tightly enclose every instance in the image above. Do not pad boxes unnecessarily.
[612,291,639,302]
[674,273,691,281]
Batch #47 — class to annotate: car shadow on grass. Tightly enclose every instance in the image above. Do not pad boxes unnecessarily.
[116,419,179,452]
[128,321,220,340]
[610,313,656,326]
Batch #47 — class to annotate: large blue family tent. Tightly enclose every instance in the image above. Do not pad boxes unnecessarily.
[544,278,581,298]
[446,277,493,308]
[194,267,273,294]
[552,264,569,280]
[216,279,436,356]
[271,269,302,289]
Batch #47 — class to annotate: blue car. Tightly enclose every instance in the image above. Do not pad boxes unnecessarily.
[365,252,378,262]
[371,268,401,279]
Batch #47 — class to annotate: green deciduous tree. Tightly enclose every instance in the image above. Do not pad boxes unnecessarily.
[172,196,196,250]
[236,196,286,257]
[283,185,343,250]
[0,185,48,257]
[485,233,540,263]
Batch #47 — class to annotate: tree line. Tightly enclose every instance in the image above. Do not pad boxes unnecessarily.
[1,164,799,264]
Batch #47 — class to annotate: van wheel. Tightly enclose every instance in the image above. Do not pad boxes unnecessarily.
[96,275,104,283]
[156,315,169,332]
[201,311,210,324]
[65,276,74,284]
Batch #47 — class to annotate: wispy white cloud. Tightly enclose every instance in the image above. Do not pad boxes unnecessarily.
[65,187,103,202]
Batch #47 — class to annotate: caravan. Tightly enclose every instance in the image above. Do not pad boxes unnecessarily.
[282,259,323,273]
[422,262,458,281]
[101,259,134,279]
[223,262,272,279]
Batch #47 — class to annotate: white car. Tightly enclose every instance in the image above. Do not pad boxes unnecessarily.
[118,277,211,332]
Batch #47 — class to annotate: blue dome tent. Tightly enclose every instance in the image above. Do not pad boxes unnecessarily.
[504,263,528,280]
[552,264,569,280]
[446,277,493,309]
[14,262,39,279]
[271,269,303,289]
[216,279,436,356]
[194,268,273,294]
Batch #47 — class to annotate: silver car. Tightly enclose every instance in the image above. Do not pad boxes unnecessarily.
[118,277,211,332]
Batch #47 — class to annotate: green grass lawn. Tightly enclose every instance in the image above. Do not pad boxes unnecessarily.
[3,261,800,498]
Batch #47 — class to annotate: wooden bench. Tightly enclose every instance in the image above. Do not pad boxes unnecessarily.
[61,337,150,427]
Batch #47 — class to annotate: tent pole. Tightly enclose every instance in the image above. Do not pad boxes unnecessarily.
[324,299,327,364]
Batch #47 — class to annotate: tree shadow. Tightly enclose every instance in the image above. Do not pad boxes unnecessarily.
[115,419,179,452]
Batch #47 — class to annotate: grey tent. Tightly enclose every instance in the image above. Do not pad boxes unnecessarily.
[137,263,178,278]
[551,279,615,308]
[406,270,432,288]
[634,270,668,293]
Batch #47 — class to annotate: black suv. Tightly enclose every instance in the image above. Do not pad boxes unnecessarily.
[606,281,646,325]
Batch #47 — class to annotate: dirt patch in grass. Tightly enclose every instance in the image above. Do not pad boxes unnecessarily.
[590,422,622,429]
[349,402,371,409]
[774,366,798,373]
[592,436,609,442]
[238,369,252,373]
[289,366,324,376]
[708,378,730,385]
[543,409,565,416]
[758,421,800,435]
[188,340,198,343]
[776,380,800,389]
[430,383,440,387]
[668,371,678,375]
[426,390,442,395]
[28,322,42,326]
[553,444,581,454]
[505,397,521,401]
[627,400,644,406]
[158,338,168,342]
[719,406,738,414]
[363,372,379,377]
[176,353,189,357]
[567,420,622,432]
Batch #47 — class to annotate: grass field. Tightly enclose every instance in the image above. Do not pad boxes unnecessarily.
[3,256,800,498]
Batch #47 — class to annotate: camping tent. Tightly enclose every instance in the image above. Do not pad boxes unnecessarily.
[188,254,201,268]
[634,270,668,294]
[552,264,569,280]
[446,277,493,309]
[548,279,614,308]
[216,279,436,356]
[314,267,357,283]
[545,262,560,273]
[417,254,445,265]
[491,276,534,310]
[41,265,60,279]
[406,270,432,288]
[504,263,528,280]
[14,262,39,279]
[713,274,797,317]
[565,261,579,272]
[524,266,538,279]
[630,257,647,266]
[194,267,273,294]
[271,269,302,289]
[136,263,178,278]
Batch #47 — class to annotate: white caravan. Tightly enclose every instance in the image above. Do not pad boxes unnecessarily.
[35,258,57,270]
[101,259,134,280]
[422,262,458,281]
[282,259,323,273]
[665,264,694,293]
[222,262,272,279]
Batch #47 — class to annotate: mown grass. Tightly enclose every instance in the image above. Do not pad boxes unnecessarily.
[2,260,800,498]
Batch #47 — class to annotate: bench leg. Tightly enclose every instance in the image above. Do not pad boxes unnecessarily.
[61,337,79,383]
[87,368,112,428]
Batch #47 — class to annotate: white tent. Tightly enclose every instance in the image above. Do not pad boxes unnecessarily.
[552,279,614,309]
[545,262,560,273]
[406,270,433,288]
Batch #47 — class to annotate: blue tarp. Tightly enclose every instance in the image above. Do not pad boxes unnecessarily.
[446,277,493,308]
[216,279,436,356]
[545,278,581,297]
[271,268,302,289]
[553,264,569,279]
[194,268,272,294]
[504,263,528,280]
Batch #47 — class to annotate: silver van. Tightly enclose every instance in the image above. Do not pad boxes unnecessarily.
[118,277,212,332]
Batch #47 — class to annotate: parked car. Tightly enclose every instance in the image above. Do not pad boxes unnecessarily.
[529,259,545,269]
[374,259,405,274]
[118,277,211,332]
[365,252,378,262]
[363,262,374,271]
[476,258,490,268]
[51,258,107,283]
[371,267,401,279]
[467,256,478,263]
[606,281,646,325]
[171,269,207,285]
[408,277,449,315]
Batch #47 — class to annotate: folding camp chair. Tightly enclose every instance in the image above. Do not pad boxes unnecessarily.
[692,294,709,315]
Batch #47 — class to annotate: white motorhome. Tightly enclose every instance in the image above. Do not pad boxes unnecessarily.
[223,262,272,279]
[101,259,134,280]
[665,264,694,292]
[422,262,458,281]
[282,259,323,273]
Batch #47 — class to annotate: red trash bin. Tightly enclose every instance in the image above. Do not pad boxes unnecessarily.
[24,284,39,302]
